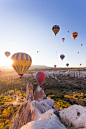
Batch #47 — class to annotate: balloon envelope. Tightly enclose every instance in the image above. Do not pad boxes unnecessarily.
[60,54,65,60]
[67,31,69,33]
[66,63,69,67]
[36,72,46,84]
[81,44,83,46]
[52,25,60,36]
[62,38,65,42]
[11,52,32,77]
[54,65,56,68]
[5,51,10,57]
[72,32,78,39]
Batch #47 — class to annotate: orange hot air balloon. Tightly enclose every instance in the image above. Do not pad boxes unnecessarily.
[67,31,69,33]
[72,32,78,39]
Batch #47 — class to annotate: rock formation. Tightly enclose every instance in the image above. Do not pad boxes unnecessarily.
[26,82,33,101]
[34,85,46,101]
[10,82,66,129]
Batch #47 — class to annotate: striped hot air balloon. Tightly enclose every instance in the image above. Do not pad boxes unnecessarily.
[36,72,46,84]
[11,52,32,77]
[52,25,60,36]
[72,32,78,39]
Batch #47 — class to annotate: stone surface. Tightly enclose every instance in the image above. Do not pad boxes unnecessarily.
[26,82,33,101]
[34,85,46,101]
[20,114,67,129]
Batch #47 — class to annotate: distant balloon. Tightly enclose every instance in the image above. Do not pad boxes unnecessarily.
[36,72,46,84]
[37,51,39,53]
[60,54,65,60]
[56,51,57,53]
[52,25,60,36]
[11,52,32,77]
[5,51,10,57]
[0,71,2,75]
[77,52,79,54]
[81,44,83,46]
[80,64,82,65]
[54,65,56,68]
[66,63,69,67]
[72,32,78,39]
[67,31,69,33]
[62,38,65,42]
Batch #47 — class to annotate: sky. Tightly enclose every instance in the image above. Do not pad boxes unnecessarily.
[0,0,86,68]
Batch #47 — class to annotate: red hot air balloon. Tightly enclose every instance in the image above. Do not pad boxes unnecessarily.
[54,65,56,68]
[36,72,46,84]
[81,44,83,46]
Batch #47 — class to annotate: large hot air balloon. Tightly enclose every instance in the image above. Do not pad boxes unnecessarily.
[66,63,69,67]
[52,25,60,36]
[5,51,10,57]
[62,38,65,42]
[60,54,65,60]
[67,31,69,33]
[72,32,78,39]
[81,44,83,46]
[11,52,32,77]
[36,72,46,84]
[54,65,56,68]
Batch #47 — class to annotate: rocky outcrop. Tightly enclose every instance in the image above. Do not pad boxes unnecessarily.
[60,104,86,128]
[34,85,46,101]
[26,82,33,101]
[20,114,67,129]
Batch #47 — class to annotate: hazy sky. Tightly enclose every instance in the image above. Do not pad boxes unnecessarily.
[0,0,86,67]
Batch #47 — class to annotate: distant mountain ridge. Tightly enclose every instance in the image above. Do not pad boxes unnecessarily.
[0,65,51,69]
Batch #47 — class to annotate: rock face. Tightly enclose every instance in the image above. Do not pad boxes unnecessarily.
[60,104,86,128]
[34,85,46,101]
[20,114,67,129]
[26,82,33,101]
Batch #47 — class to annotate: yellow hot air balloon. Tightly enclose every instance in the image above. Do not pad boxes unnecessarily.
[52,25,60,36]
[5,51,11,57]
[11,52,32,77]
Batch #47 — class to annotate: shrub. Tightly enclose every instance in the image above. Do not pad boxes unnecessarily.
[9,90,14,95]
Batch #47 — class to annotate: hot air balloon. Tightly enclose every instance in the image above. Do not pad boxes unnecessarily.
[62,38,65,42]
[5,51,10,57]
[37,51,39,53]
[60,54,65,60]
[80,64,82,66]
[66,63,69,67]
[72,32,78,39]
[81,44,83,46]
[11,52,32,77]
[54,65,56,68]
[0,71,2,75]
[67,31,69,33]
[77,52,79,54]
[36,72,46,84]
[56,51,57,53]
[52,25,60,36]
